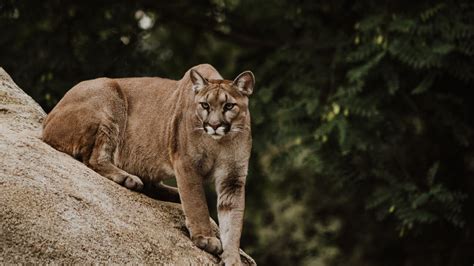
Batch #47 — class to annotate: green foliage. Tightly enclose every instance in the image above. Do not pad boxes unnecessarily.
[245,1,474,265]
[2,1,474,265]
[330,1,474,235]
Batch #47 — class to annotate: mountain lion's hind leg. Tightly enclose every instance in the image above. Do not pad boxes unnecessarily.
[86,84,143,191]
[88,121,143,191]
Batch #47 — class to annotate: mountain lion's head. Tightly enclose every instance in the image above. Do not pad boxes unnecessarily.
[190,69,255,140]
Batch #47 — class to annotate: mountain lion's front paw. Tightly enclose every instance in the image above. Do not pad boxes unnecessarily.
[220,251,242,266]
[124,175,144,191]
[192,235,223,255]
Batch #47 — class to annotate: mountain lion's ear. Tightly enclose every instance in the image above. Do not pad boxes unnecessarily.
[190,69,208,93]
[233,71,255,96]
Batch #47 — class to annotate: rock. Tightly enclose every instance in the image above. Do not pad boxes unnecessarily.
[0,68,256,265]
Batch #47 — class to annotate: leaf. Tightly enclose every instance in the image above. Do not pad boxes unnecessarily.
[412,193,430,208]
[427,161,439,185]
[389,205,396,213]
[336,118,348,148]
[347,52,386,82]
[432,43,454,54]
[411,74,435,94]
[389,18,416,33]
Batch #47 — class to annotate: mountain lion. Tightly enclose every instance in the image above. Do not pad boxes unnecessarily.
[42,64,254,265]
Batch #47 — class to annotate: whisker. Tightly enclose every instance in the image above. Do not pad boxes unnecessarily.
[231,124,249,130]
[230,126,247,131]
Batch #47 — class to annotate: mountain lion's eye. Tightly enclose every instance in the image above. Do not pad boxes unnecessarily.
[200,102,210,109]
[224,103,235,111]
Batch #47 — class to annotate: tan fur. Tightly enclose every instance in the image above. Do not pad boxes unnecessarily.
[42,64,254,265]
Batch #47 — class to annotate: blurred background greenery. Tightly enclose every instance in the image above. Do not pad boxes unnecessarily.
[1,0,474,265]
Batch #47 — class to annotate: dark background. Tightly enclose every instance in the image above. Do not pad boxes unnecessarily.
[1,1,474,265]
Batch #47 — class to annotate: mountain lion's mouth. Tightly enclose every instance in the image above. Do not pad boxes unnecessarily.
[204,125,226,140]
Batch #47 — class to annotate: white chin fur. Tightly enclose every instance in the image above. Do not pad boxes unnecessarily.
[205,126,225,140]
[211,134,223,140]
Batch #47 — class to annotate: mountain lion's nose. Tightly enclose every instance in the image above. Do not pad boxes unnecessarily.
[209,122,222,130]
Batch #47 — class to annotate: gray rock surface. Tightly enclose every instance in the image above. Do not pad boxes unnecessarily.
[0,68,255,264]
